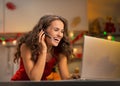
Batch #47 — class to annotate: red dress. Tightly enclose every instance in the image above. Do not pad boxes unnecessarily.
[11,57,57,81]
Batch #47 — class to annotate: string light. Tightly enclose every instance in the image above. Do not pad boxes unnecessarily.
[73,48,78,54]
[2,41,6,45]
[12,40,17,45]
[111,36,115,41]
[0,33,24,46]
[69,31,74,40]
[107,35,112,40]
[107,35,115,41]
[103,31,107,35]
[0,37,5,41]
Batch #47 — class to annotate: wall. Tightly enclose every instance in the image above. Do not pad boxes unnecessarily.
[88,0,120,22]
[0,0,88,33]
[0,0,4,32]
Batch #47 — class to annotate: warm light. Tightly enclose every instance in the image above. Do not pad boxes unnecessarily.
[2,41,6,45]
[12,40,17,45]
[69,31,74,39]
[73,48,78,53]
[107,35,112,40]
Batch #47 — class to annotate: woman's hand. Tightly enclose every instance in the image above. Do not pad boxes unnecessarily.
[38,30,47,53]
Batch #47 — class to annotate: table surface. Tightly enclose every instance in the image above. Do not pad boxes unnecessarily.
[1,80,120,86]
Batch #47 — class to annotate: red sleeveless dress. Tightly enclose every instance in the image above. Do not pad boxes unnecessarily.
[11,57,57,81]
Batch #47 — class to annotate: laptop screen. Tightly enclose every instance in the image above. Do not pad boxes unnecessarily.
[80,35,120,80]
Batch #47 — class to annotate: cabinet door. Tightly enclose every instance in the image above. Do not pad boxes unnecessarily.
[0,45,18,81]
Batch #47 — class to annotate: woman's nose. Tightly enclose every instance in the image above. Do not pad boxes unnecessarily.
[57,32,63,37]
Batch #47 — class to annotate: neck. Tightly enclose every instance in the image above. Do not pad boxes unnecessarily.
[47,46,52,53]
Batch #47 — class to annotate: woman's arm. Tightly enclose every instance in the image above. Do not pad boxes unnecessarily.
[58,54,71,80]
[20,43,47,81]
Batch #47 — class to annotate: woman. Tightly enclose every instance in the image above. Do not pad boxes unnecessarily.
[11,15,73,81]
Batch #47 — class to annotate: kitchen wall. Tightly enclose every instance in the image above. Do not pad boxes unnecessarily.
[0,0,88,33]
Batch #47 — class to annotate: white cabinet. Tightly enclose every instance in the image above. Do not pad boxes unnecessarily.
[0,45,18,81]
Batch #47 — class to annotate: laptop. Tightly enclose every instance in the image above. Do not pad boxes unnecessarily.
[80,35,120,81]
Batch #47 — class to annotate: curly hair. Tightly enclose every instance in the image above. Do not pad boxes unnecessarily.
[14,15,73,63]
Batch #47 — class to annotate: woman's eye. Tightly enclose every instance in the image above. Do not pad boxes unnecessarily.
[53,27,64,33]
[54,28,59,31]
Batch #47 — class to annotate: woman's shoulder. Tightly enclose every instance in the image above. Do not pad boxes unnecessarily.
[20,43,32,61]
[21,43,29,50]
[58,53,67,58]
[57,53,67,62]
[20,43,31,54]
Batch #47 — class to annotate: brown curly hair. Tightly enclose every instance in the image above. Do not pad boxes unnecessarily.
[14,15,73,63]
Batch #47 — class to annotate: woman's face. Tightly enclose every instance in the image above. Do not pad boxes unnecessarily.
[45,20,64,47]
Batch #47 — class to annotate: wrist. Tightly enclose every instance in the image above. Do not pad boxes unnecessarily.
[39,50,47,54]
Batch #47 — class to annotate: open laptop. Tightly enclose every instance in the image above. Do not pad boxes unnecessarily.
[80,35,120,81]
